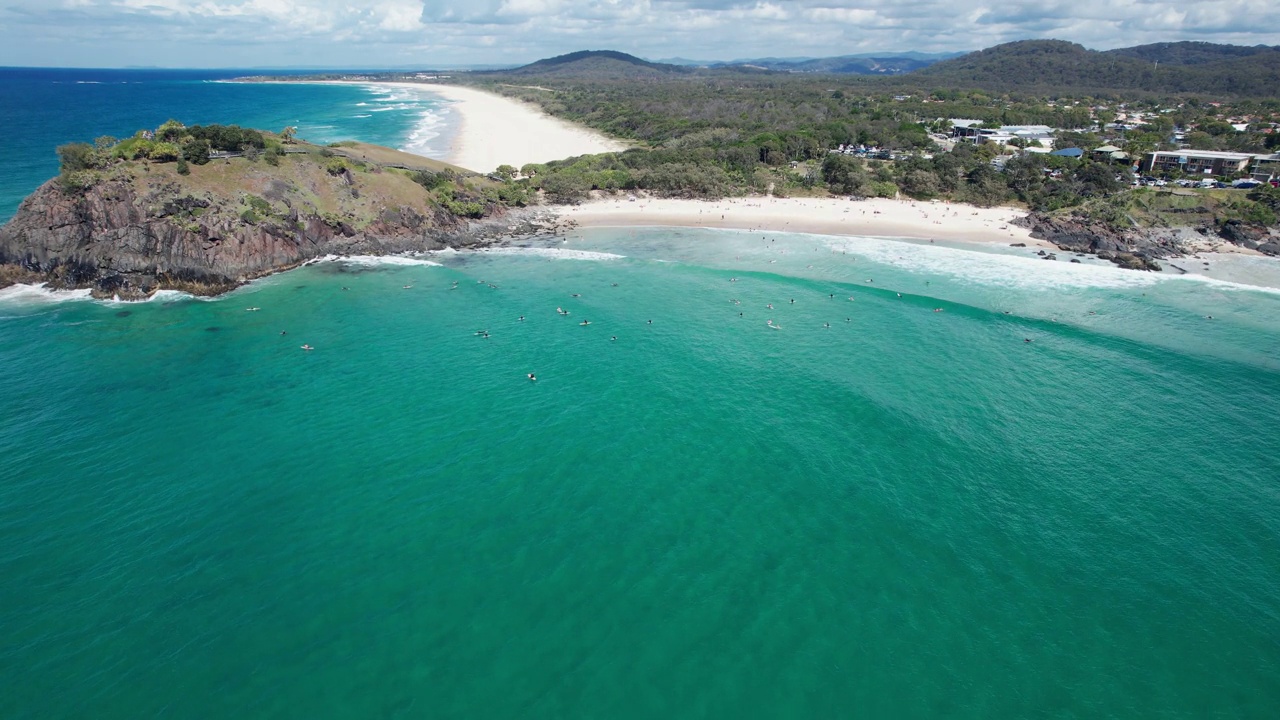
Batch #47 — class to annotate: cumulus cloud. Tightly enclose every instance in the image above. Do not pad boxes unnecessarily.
[1,0,1277,67]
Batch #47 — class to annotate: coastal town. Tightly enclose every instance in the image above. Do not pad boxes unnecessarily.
[831,107,1280,187]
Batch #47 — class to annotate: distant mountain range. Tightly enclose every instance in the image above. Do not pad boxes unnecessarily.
[491,42,1280,96]
[911,40,1280,95]
[660,51,965,74]
[493,49,954,77]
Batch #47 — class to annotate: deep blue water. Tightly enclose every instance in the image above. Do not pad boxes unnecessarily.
[0,67,451,222]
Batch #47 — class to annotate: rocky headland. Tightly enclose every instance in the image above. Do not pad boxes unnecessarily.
[0,140,560,299]
[1016,210,1280,271]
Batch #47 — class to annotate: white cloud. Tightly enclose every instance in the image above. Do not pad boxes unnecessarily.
[0,0,1277,67]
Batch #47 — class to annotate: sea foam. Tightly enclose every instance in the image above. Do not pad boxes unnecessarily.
[822,235,1167,291]
[314,254,444,267]
[453,247,625,261]
[0,283,94,305]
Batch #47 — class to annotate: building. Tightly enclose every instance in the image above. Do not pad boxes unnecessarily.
[1144,150,1257,177]
[1251,154,1280,182]
[951,122,1055,148]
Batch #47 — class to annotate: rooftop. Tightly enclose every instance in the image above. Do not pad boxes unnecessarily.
[1149,150,1259,160]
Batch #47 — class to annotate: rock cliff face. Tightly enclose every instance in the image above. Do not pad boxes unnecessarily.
[1016,211,1280,270]
[1015,213,1170,271]
[0,155,542,299]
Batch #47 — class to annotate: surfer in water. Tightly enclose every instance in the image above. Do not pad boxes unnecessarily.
[528,373,536,381]
[580,320,591,326]
[301,344,314,351]
[519,316,525,321]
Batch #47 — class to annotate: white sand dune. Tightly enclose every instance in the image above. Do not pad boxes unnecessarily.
[362,82,628,173]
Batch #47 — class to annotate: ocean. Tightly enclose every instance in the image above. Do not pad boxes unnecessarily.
[0,67,453,223]
[2,71,1280,718]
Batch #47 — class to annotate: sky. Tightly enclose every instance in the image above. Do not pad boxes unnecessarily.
[2,0,1279,68]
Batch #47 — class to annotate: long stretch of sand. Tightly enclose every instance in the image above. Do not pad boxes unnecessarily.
[553,195,1052,246]
[355,82,628,173]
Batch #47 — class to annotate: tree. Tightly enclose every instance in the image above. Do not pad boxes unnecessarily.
[1003,153,1046,202]
[495,164,518,179]
[156,119,186,143]
[901,169,940,199]
[1075,162,1120,197]
[181,137,211,165]
[57,143,96,172]
[821,154,867,195]
[280,126,297,144]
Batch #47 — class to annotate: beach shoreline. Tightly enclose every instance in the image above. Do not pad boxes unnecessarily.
[314,81,627,173]
[550,195,1054,247]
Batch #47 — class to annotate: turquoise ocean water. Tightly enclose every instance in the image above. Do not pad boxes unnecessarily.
[2,229,1279,718]
[3,70,1280,717]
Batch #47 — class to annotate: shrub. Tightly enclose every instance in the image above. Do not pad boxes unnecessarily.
[245,195,272,215]
[867,181,898,198]
[57,143,97,172]
[176,157,190,175]
[411,170,451,190]
[147,142,181,162]
[57,170,96,193]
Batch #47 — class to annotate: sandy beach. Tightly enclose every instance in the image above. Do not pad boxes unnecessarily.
[552,195,1052,246]
[347,82,628,174]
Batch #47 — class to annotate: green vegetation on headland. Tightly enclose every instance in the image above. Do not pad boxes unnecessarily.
[51,119,530,219]
[0,120,551,299]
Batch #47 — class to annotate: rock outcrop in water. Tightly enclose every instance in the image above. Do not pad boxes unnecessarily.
[0,143,554,299]
[1017,209,1280,270]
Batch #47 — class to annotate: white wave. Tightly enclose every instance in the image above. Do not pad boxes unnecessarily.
[75,81,101,84]
[313,253,443,267]
[0,283,93,305]
[0,283,213,306]
[455,247,625,261]
[814,234,1280,296]
[823,236,1164,291]
[102,289,201,304]
[355,102,369,107]
[353,114,372,119]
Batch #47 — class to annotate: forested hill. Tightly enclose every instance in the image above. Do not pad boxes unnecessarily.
[503,51,692,78]
[910,39,1280,96]
[1105,41,1280,65]
[712,55,941,74]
